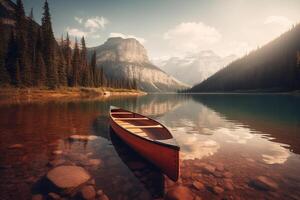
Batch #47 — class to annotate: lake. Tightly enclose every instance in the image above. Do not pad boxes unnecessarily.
[0,94,300,199]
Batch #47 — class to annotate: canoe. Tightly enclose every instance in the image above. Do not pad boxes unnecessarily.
[109,106,180,181]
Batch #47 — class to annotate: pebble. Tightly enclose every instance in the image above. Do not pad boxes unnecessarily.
[69,135,98,141]
[31,194,43,200]
[81,185,96,200]
[165,186,194,200]
[224,181,234,191]
[212,186,224,194]
[193,181,205,190]
[48,192,60,199]
[47,165,91,189]
[251,176,278,191]
[8,144,24,149]
[223,172,233,178]
[88,159,101,166]
[215,163,225,171]
[52,150,63,155]
[201,163,216,174]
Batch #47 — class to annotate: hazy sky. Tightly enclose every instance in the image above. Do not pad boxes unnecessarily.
[21,0,300,60]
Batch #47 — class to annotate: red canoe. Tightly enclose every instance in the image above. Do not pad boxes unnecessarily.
[109,106,180,181]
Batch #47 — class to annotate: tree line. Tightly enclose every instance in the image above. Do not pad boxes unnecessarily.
[0,0,137,90]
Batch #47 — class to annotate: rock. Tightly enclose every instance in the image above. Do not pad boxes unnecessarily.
[69,135,98,141]
[251,176,278,191]
[88,159,101,166]
[47,165,91,189]
[8,144,24,149]
[81,185,96,200]
[212,186,224,194]
[87,179,96,185]
[223,172,233,178]
[215,163,224,171]
[165,186,194,200]
[193,181,205,190]
[32,194,43,200]
[194,196,202,200]
[224,181,234,191]
[48,192,60,200]
[52,150,63,155]
[201,163,216,174]
[99,194,109,200]
[97,190,104,196]
[213,171,223,178]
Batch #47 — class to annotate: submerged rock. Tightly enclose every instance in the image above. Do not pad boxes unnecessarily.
[80,185,96,200]
[8,144,24,149]
[48,192,60,199]
[165,186,194,200]
[31,194,43,200]
[193,181,205,190]
[251,176,278,191]
[88,159,101,167]
[212,186,224,194]
[69,135,98,141]
[52,150,63,155]
[47,165,91,189]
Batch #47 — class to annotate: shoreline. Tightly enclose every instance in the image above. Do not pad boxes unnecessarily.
[0,87,146,105]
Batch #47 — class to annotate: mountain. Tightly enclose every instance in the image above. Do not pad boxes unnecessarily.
[88,37,188,92]
[156,50,236,85]
[189,24,300,92]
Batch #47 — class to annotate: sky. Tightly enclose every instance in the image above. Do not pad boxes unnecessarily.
[21,0,300,61]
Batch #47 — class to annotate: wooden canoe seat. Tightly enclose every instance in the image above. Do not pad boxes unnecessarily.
[114,118,149,120]
[122,125,163,129]
[111,112,132,114]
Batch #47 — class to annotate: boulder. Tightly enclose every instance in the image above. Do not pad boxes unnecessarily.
[251,176,278,191]
[80,185,96,200]
[165,186,194,200]
[47,166,91,189]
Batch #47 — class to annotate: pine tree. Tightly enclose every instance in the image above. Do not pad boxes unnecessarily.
[26,8,36,86]
[57,36,67,87]
[5,31,19,86]
[90,50,97,86]
[71,38,80,87]
[34,29,45,86]
[63,32,72,86]
[0,29,10,86]
[42,0,58,89]
[80,36,90,87]
[16,0,31,86]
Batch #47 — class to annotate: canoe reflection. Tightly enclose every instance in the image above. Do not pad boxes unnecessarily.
[110,128,165,198]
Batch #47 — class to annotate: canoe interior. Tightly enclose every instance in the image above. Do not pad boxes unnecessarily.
[111,108,173,141]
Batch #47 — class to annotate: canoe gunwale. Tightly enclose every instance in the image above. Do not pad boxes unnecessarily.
[109,106,180,151]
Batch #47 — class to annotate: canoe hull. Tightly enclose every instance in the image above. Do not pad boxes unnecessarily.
[110,118,180,181]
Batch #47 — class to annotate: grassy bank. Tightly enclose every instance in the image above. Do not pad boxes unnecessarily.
[0,87,146,105]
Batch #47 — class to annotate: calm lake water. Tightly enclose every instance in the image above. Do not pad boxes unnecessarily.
[0,94,300,199]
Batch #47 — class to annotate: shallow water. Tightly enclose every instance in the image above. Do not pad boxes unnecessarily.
[0,94,300,199]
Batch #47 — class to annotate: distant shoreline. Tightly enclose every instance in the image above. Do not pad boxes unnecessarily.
[0,87,146,105]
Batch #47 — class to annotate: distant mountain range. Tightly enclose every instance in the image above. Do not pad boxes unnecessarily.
[88,37,189,92]
[156,51,236,85]
[189,24,300,92]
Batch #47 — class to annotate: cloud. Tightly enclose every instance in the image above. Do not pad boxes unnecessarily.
[109,32,146,44]
[66,27,88,38]
[85,16,109,31]
[74,16,83,24]
[264,16,293,28]
[163,22,222,53]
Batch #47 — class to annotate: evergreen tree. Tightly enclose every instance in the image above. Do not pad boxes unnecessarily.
[26,8,36,86]
[80,36,90,86]
[71,38,80,87]
[90,50,97,86]
[34,29,45,86]
[57,36,67,87]
[16,0,31,86]
[5,31,19,86]
[0,29,10,86]
[63,33,72,86]
[42,0,58,89]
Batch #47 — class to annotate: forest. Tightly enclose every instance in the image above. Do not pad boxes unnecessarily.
[0,0,137,90]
